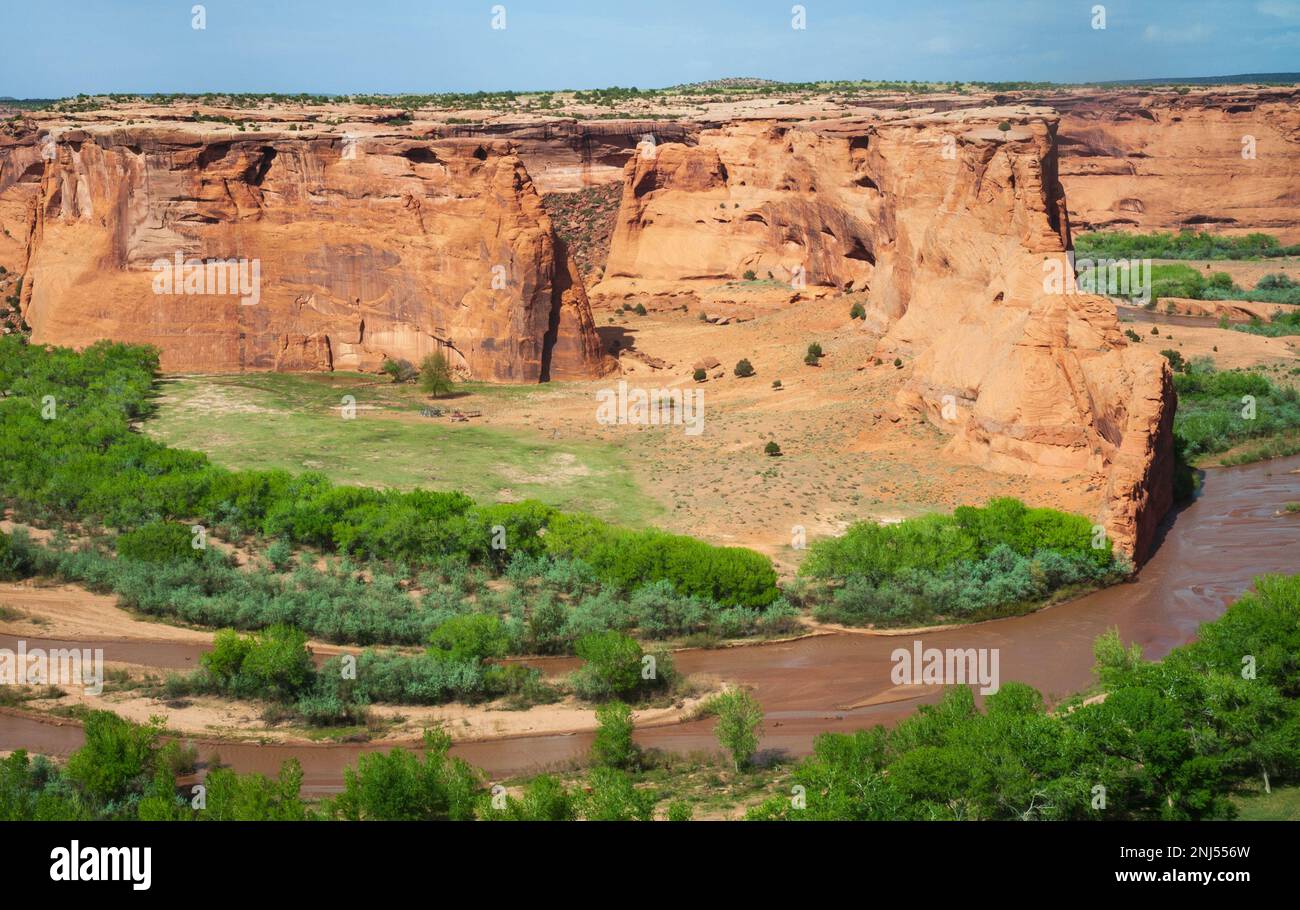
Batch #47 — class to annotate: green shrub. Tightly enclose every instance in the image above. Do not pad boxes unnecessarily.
[116,522,201,562]
[328,729,480,821]
[0,529,30,580]
[428,613,510,663]
[1161,349,1186,372]
[591,701,639,769]
[419,351,454,398]
[571,631,645,700]
[711,688,764,770]
[64,712,163,806]
[734,358,755,378]
[578,767,655,821]
[1074,230,1298,261]
[477,773,577,821]
[381,358,417,383]
[200,625,314,699]
[801,499,1122,626]
[195,761,308,821]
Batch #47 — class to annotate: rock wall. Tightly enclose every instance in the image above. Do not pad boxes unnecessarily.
[8,126,613,380]
[1052,88,1300,241]
[596,121,879,299]
[593,112,1175,560]
[432,119,702,194]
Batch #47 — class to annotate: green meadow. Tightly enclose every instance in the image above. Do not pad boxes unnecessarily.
[145,372,662,527]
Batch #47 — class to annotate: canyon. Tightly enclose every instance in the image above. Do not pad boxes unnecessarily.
[2,86,1297,558]
[1,126,612,379]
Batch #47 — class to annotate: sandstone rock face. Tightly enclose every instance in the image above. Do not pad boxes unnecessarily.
[0,129,44,277]
[596,121,880,301]
[11,127,612,380]
[433,119,701,194]
[592,112,1175,560]
[1052,88,1300,241]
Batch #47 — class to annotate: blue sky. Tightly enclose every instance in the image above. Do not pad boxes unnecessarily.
[3,1,1298,97]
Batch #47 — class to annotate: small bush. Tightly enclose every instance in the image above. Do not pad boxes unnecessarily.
[734,359,755,378]
[591,700,639,770]
[116,522,201,563]
[571,631,645,700]
[1161,349,1186,373]
[380,358,417,383]
[428,613,510,663]
[764,441,782,457]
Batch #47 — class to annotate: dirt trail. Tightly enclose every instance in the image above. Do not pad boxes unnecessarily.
[3,455,1297,791]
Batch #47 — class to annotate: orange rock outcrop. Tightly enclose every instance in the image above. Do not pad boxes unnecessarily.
[1053,87,1300,241]
[591,112,1175,560]
[4,125,612,380]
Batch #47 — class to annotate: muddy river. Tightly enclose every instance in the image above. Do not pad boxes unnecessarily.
[2,456,1297,793]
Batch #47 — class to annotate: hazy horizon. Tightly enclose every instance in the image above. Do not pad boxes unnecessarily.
[3,0,1299,98]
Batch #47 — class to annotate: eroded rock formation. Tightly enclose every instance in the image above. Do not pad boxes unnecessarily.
[591,112,1175,560]
[429,119,701,194]
[1052,88,1300,240]
[5,126,613,379]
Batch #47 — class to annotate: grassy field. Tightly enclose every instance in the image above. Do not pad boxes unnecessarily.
[1232,785,1300,820]
[145,372,663,527]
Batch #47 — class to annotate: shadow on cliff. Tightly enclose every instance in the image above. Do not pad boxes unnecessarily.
[1139,463,1207,570]
[595,325,635,357]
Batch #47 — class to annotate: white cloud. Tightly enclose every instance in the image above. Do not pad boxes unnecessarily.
[1256,1,1300,20]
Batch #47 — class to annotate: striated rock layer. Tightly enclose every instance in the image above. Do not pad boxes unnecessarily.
[5,126,613,380]
[429,119,702,194]
[592,113,1175,560]
[1051,88,1300,240]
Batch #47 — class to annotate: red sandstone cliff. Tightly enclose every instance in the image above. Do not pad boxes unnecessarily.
[1050,88,1300,241]
[591,112,1175,560]
[4,126,613,380]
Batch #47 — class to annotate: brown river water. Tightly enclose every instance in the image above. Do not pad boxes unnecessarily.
[2,456,1297,793]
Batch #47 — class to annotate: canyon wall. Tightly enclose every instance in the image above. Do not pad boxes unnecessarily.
[592,112,1175,560]
[4,126,613,380]
[1051,88,1300,240]
[429,119,701,194]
